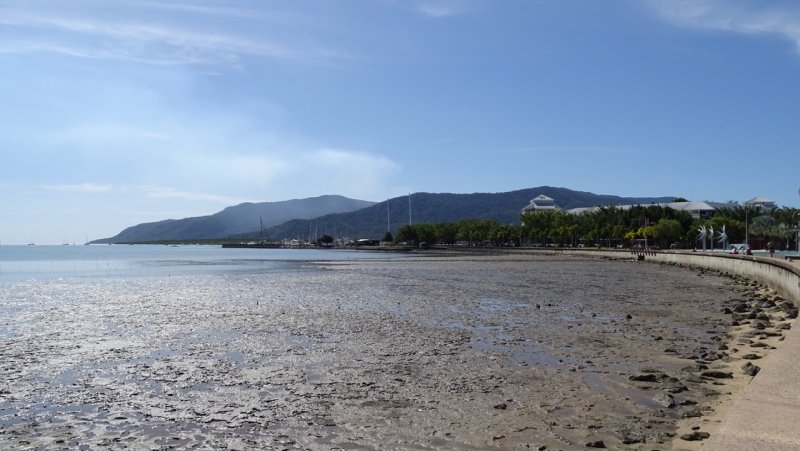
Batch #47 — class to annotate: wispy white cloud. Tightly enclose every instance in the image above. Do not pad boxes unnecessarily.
[44,183,114,193]
[128,1,304,23]
[0,10,348,65]
[141,186,241,204]
[646,0,800,51]
[413,0,475,18]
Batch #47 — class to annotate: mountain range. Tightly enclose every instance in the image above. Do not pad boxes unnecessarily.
[96,187,675,243]
[94,195,375,243]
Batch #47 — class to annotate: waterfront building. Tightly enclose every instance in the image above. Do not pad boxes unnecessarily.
[521,195,561,213]
[564,201,716,219]
[523,195,774,220]
[745,196,777,210]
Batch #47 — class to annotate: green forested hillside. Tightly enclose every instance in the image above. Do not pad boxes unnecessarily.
[94,195,375,243]
[249,186,675,241]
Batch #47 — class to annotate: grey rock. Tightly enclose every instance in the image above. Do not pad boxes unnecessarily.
[653,392,675,408]
[701,370,732,379]
[680,431,710,441]
[629,374,658,382]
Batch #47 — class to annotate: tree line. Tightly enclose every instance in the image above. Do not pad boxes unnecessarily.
[391,204,799,250]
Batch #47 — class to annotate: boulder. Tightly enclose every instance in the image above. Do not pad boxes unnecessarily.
[629,374,659,382]
[701,370,732,379]
[680,431,710,441]
[742,362,761,377]
[653,392,675,408]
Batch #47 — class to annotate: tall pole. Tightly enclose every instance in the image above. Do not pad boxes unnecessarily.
[745,208,749,248]
[408,193,412,226]
[387,199,390,233]
[796,211,800,253]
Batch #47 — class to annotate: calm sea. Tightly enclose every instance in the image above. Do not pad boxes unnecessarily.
[0,245,404,282]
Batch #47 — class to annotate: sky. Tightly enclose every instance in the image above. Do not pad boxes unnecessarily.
[1,0,799,244]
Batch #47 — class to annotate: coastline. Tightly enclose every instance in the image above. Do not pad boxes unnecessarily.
[0,251,797,449]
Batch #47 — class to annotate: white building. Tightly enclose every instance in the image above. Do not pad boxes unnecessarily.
[565,201,716,219]
[525,196,773,220]
[745,196,777,210]
[521,195,560,213]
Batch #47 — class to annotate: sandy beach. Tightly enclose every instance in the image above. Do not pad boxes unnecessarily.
[0,253,794,450]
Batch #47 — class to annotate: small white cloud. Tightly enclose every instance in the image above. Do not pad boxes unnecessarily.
[418,4,456,18]
[646,0,800,51]
[414,0,475,18]
[45,183,113,192]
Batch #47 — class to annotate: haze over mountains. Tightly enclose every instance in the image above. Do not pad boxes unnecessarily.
[96,187,675,243]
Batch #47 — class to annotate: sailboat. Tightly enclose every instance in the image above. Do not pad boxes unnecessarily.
[221,216,279,248]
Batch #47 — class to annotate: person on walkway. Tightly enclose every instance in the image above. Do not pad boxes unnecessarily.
[767,241,775,257]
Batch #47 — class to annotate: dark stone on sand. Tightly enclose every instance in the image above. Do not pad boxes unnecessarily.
[681,364,708,373]
[626,314,632,320]
[758,300,776,309]
[680,431,710,441]
[702,352,723,361]
[718,343,729,351]
[681,407,703,418]
[585,440,606,448]
[493,403,507,410]
[733,303,749,313]
[742,362,761,377]
[776,322,791,330]
[653,392,675,408]
[629,374,658,382]
[786,308,799,319]
[740,353,761,360]
[701,370,732,379]
[667,385,688,394]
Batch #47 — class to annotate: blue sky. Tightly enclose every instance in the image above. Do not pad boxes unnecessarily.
[1,0,799,244]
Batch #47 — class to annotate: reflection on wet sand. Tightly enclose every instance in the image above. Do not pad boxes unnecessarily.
[0,255,792,449]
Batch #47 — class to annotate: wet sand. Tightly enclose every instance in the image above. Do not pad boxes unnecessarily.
[0,254,795,450]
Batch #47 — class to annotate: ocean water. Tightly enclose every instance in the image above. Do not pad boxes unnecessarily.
[0,245,405,282]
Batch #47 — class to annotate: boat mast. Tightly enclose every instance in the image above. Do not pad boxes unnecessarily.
[260,216,265,242]
[408,193,412,226]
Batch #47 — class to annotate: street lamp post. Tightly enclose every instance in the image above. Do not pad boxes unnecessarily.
[745,207,749,249]
[795,211,799,253]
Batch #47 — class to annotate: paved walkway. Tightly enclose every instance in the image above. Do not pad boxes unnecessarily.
[703,272,800,450]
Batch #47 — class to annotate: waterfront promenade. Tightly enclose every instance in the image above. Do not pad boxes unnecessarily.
[704,256,800,450]
[552,249,800,449]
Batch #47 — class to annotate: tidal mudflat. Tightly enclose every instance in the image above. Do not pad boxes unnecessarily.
[0,254,794,450]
